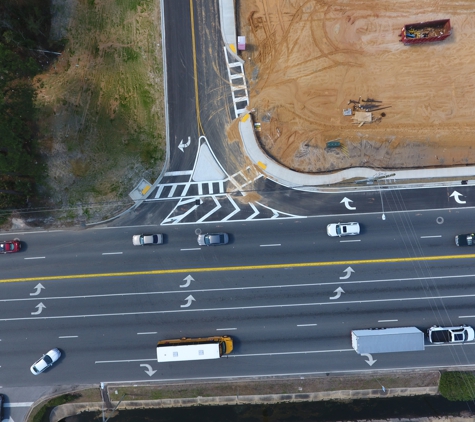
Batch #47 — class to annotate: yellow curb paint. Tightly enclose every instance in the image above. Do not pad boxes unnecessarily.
[141,185,151,195]
[2,254,475,284]
[257,161,267,169]
[229,44,236,53]
[241,113,250,122]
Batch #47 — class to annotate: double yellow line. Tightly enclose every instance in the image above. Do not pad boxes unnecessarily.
[2,253,475,283]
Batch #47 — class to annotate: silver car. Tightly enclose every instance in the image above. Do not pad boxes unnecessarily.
[132,234,164,246]
[197,233,229,246]
[30,348,61,375]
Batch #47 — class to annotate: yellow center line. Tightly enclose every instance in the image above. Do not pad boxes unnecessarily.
[189,0,204,136]
[2,254,475,284]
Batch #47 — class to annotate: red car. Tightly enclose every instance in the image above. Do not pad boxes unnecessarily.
[0,238,21,254]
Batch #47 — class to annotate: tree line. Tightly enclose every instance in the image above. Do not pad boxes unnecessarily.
[0,0,52,215]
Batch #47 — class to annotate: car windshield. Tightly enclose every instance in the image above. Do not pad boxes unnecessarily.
[453,333,465,341]
[43,355,53,365]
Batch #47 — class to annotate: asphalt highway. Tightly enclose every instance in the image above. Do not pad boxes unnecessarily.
[2,207,475,387]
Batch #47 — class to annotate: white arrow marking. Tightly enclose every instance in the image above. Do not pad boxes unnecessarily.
[180,275,195,288]
[140,364,157,377]
[341,197,356,210]
[329,287,345,300]
[450,190,466,204]
[339,267,355,280]
[178,136,191,152]
[29,283,45,296]
[361,353,377,366]
[180,295,196,308]
[31,303,46,315]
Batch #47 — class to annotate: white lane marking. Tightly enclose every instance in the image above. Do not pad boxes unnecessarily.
[24,257,45,260]
[164,170,193,176]
[260,244,281,247]
[5,230,63,235]
[95,348,354,364]
[3,272,475,304]
[137,332,157,335]
[216,328,237,331]
[297,324,317,327]
[102,252,123,255]
[181,248,201,251]
[59,335,78,338]
[340,239,361,243]
[95,225,160,230]
[5,402,35,407]
[420,235,442,238]
[5,291,475,322]
[378,319,398,323]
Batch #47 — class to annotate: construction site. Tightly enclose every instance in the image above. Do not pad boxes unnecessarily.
[237,1,475,174]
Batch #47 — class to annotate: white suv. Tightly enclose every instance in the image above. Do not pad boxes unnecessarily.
[427,325,475,344]
[327,222,360,237]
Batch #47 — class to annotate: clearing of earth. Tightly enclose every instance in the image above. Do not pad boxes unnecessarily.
[238,1,475,174]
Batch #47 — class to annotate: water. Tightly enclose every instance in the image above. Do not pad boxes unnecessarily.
[59,395,475,422]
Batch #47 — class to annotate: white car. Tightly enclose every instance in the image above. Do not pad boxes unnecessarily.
[327,222,360,237]
[30,348,61,375]
[427,325,475,344]
[132,234,164,246]
[197,233,229,246]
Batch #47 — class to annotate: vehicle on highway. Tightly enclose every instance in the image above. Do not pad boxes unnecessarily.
[427,325,475,344]
[327,222,360,237]
[351,327,425,354]
[157,335,233,362]
[197,233,229,246]
[30,348,61,375]
[132,234,163,246]
[455,233,475,246]
[0,238,21,254]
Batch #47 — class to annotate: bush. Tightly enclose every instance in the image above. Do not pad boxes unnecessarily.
[439,371,475,401]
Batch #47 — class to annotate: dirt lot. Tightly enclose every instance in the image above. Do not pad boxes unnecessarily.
[238,1,475,173]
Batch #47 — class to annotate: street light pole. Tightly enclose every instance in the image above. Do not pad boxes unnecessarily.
[377,180,386,221]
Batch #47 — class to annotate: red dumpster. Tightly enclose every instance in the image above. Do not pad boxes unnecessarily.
[399,19,451,45]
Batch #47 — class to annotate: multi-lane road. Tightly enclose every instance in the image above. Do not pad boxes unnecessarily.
[2,207,475,389]
[2,0,475,420]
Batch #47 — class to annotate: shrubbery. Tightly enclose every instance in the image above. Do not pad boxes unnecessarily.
[439,371,475,401]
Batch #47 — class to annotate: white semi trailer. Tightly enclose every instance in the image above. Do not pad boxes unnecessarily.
[351,327,425,354]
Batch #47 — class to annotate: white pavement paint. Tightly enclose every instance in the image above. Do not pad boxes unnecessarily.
[137,332,157,335]
[216,328,237,331]
[180,248,201,251]
[340,240,361,243]
[102,252,123,255]
[5,291,475,322]
[5,402,34,407]
[2,272,475,304]
[378,320,398,323]
[420,235,442,238]
[297,324,317,327]
[58,335,78,338]
[260,244,281,247]
[24,257,45,260]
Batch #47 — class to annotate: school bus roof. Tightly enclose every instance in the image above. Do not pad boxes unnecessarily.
[157,343,221,362]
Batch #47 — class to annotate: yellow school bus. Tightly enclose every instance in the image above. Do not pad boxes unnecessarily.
[156,335,233,362]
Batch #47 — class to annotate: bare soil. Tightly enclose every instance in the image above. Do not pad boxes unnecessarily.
[238,1,475,173]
